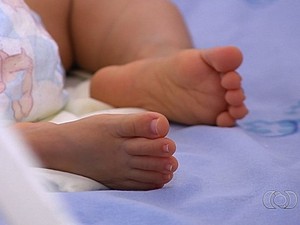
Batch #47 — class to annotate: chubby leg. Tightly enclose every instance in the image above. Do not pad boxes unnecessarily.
[91,47,248,126]
[15,112,178,190]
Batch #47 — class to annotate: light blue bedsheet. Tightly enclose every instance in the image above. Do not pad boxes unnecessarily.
[57,1,300,224]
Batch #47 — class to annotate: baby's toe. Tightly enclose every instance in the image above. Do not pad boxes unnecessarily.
[221,71,242,89]
[229,105,249,119]
[216,112,236,127]
[225,89,246,106]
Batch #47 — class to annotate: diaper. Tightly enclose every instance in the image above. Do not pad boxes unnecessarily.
[0,0,68,124]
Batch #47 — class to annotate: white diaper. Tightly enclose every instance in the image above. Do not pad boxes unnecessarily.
[0,0,68,124]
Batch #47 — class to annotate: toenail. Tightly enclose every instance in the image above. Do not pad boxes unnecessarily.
[150,119,159,135]
[165,164,173,172]
[163,144,170,153]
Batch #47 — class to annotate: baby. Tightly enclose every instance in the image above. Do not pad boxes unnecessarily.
[4,0,248,190]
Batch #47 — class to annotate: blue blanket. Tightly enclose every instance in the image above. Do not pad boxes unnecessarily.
[59,1,300,224]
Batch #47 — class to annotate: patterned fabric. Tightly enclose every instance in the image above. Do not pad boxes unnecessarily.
[0,0,67,124]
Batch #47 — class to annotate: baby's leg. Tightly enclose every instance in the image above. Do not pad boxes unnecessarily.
[91,47,248,126]
[16,112,178,190]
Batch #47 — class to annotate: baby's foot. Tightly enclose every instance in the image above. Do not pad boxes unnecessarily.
[91,46,248,126]
[20,112,178,190]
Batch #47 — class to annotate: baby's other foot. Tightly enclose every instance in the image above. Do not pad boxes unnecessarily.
[91,46,248,126]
